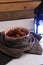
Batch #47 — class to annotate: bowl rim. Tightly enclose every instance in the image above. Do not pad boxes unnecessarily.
[4,27,30,40]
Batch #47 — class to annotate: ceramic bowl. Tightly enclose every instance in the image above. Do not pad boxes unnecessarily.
[3,27,34,50]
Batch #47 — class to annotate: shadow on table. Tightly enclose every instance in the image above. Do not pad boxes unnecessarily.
[0,51,13,65]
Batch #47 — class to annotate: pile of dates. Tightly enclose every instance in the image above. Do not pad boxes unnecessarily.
[6,27,29,38]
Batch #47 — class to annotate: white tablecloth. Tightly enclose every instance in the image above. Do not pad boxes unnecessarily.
[6,53,43,65]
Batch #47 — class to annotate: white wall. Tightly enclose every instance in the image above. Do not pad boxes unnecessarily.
[0,18,34,32]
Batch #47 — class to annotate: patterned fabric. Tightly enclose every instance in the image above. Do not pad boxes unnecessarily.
[0,32,42,58]
[25,38,42,55]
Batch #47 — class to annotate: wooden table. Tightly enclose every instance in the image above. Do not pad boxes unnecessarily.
[0,0,41,21]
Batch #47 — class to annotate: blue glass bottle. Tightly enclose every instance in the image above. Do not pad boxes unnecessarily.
[34,2,43,35]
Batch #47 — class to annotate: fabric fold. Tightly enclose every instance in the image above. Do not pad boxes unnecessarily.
[0,32,42,58]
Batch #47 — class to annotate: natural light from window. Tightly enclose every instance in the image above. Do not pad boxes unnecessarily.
[38,20,43,34]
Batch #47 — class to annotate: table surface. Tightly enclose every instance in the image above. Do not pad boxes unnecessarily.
[0,19,43,65]
[6,53,43,65]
